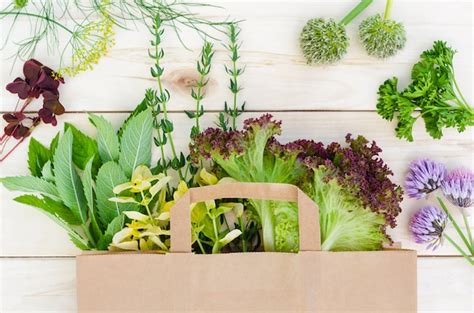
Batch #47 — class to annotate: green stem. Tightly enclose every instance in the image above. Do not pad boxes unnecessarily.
[340,0,374,26]
[141,190,155,225]
[438,197,473,254]
[444,234,474,265]
[461,209,473,252]
[0,11,74,34]
[196,236,206,254]
[238,216,247,252]
[211,217,220,254]
[452,70,472,111]
[154,43,184,180]
[81,225,97,248]
[232,59,238,130]
[383,0,393,20]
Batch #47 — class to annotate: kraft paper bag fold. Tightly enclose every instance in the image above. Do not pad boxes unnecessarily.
[77,182,417,313]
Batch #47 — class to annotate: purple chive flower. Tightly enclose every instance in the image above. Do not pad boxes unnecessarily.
[442,168,474,208]
[410,206,447,250]
[405,159,446,199]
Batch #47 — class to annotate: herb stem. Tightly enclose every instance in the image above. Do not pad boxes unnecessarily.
[0,11,75,35]
[444,234,474,265]
[141,190,155,224]
[438,197,473,254]
[231,58,238,130]
[152,17,184,180]
[196,236,206,254]
[81,224,97,248]
[383,0,393,20]
[340,0,373,26]
[238,216,247,252]
[461,209,473,252]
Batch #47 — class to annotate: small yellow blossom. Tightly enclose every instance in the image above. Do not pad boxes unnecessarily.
[108,211,170,252]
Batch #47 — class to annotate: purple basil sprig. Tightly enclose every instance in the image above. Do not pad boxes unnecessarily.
[1,59,65,161]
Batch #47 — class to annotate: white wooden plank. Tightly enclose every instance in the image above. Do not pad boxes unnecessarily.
[0,112,472,256]
[0,1,471,112]
[0,257,472,312]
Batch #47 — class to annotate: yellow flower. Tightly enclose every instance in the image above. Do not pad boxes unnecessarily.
[108,211,170,252]
[162,180,189,212]
[197,168,218,186]
[113,165,169,194]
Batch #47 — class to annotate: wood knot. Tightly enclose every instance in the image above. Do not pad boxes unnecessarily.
[163,68,217,97]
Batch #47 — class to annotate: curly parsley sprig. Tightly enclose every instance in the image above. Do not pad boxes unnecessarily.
[377,41,473,141]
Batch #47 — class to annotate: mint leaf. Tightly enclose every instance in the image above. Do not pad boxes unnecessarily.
[64,123,100,171]
[49,133,60,156]
[96,161,136,226]
[14,194,80,225]
[82,157,102,241]
[117,98,148,139]
[53,129,88,223]
[27,138,51,177]
[89,114,120,163]
[0,176,60,201]
[118,109,153,176]
[97,214,124,250]
[41,161,55,182]
[69,233,90,250]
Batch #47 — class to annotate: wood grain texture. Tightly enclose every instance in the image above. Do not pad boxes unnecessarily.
[1,112,472,256]
[0,257,472,312]
[0,1,472,311]
[0,1,472,112]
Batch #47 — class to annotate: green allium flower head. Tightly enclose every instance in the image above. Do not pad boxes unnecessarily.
[359,14,406,58]
[13,0,28,8]
[300,18,349,65]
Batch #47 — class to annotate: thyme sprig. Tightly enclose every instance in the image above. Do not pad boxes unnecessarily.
[219,23,245,131]
[148,15,185,180]
[185,41,214,137]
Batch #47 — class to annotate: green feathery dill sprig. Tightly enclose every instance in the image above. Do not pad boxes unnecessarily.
[219,23,245,131]
[148,15,186,180]
[60,1,115,76]
[0,0,231,76]
[186,41,215,138]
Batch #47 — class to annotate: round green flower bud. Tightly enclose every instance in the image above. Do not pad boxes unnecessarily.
[300,18,349,65]
[13,0,28,8]
[359,14,406,58]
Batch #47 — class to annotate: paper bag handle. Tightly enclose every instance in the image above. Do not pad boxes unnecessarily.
[170,182,320,253]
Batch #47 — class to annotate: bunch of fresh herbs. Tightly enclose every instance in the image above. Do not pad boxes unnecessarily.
[377,41,473,141]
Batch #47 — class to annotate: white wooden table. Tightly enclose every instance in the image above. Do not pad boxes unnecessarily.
[0,1,473,312]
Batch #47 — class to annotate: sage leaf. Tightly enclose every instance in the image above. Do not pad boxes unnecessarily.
[82,157,102,241]
[96,161,136,226]
[117,98,148,139]
[14,194,80,225]
[64,123,100,171]
[89,114,120,163]
[53,129,88,223]
[0,176,60,201]
[27,138,51,177]
[118,108,153,177]
[49,133,60,156]
[14,194,88,250]
[97,214,125,250]
[41,161,55,182]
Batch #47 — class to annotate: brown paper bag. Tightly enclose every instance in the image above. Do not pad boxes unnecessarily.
[77,182,417,312]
